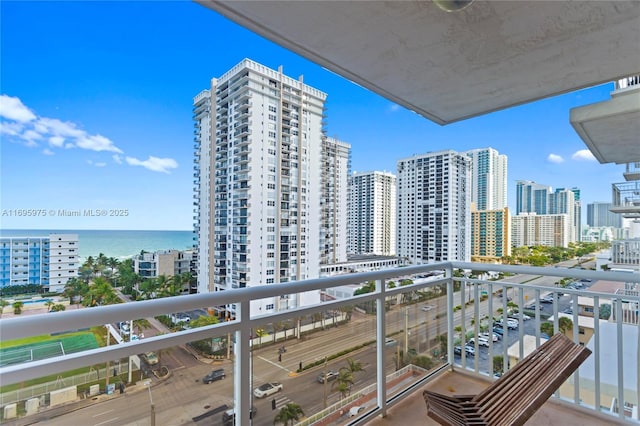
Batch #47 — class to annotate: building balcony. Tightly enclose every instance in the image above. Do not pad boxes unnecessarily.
[1,263,638,425]
[611,181,640,218]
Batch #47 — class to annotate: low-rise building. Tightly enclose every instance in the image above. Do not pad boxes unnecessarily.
[0,234,79,293]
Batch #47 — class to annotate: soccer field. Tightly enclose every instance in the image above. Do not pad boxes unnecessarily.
[0,333,99,367]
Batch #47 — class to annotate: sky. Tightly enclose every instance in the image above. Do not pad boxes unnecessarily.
[0,1,626,231]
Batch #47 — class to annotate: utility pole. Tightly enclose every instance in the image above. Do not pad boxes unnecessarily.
[322,356,328,409]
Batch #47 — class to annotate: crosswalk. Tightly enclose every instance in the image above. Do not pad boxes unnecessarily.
[273,395,292,410]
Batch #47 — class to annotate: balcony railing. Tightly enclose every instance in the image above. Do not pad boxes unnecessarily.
[0,262,638,425]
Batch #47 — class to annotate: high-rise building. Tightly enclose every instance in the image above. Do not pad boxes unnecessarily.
[512,213,570,247]
[193,59,327,318]
[587,202,623,228]
[0,234,79,292]
[347,171,397,256]
[465,148,507,210]
[396,150,471,264]
[465,148,509,261]
[471,206,511,262]
[549,187,577,242]
[516,180,551,214]
[320,137,351,264]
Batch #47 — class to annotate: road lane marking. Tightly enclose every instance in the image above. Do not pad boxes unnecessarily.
[92,410,114,418]
[94,417,119,426]
[257,355,291,373]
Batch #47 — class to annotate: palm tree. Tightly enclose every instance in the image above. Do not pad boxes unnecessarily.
[45,299,55,312]
[558,317,573,335]
[344,358,365,377]
[63,277,88,308]
[332,369,354,398]
[273,403,305,425]
[12,301,24,315]
[50,303,66,312]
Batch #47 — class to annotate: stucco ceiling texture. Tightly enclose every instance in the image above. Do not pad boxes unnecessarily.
[199,0,640,125]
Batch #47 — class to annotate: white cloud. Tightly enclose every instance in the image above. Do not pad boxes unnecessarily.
[0,121,24,137]
[547,153,564,164]
[125,156,178,173]
[0,94,36,122]
[388,104,400,112]
[75,134,122,153]
[42,148,54,156]
[572,149,596,161]
[49,136,65,147]
[1,95,123,153]
[94,162,107,167]
[112,154,123,164]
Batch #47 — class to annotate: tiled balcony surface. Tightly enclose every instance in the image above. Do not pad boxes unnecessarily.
[365,370,628,426]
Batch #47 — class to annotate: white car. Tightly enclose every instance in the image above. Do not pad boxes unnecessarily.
[480,332,499,342]
[421,305,435,312]
[468,337,490,347]
[253,382,283,398]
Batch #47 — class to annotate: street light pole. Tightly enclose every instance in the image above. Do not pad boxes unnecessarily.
[144,380,155,426]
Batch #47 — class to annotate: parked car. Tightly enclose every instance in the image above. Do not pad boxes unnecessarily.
[492,326,504,336]
[117,321,130,333]
[480,332,499,342]
[349,406,366,417]
[171,313,191,324]
[464,345,475,356]
[317,370,339,384]
[141,351,158,366]
[222,406,256,425]
[454,346,463,355]
[499,318,518,329]
[203,368,226,384]
[253,382,283,398]
[540,295,555,303]
[468,337,490,347]
[384,338,397,346]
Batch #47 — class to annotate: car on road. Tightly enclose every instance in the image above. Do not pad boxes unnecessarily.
[253,382,283,398]
[203,368,226,384]
[222,406,257,425]
[421,305,435,312]
[384,338,397,346]
[141,351,159,366]
[317,370,339,383]
[540,295,555,303]
[171,313,191,324]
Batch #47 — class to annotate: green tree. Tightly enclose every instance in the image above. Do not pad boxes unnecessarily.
[45,299,55,312]
[50,303,66,312]
[13,301,24,315]
[273,403,305,425]
[0,299,10,317]
[558,317,573,335]
[540,322,554,337]
[332,369,354,398]
[82,277,119,307]
[63,277,88,308]
[344,357,365,376]
[493,355,504,374]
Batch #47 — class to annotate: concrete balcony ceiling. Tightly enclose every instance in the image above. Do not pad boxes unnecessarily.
[571,85,640,164]
[197,1,640,125]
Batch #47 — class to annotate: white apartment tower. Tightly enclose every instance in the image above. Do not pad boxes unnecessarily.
[193,59,327,318]
[347,171,397,256]
[396,150,471,263]
[320,137,351,264]
[464,148,507,210]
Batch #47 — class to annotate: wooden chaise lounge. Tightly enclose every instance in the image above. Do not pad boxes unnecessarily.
[423,333,592,426]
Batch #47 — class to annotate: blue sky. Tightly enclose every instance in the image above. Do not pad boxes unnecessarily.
[0,1,625,231]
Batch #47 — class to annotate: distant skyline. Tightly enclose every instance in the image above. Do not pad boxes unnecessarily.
[0,1,625,230]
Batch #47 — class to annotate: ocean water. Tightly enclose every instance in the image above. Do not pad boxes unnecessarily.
[0,229,195,261]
